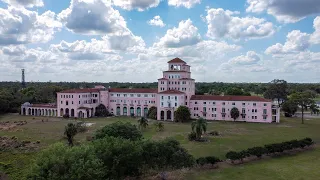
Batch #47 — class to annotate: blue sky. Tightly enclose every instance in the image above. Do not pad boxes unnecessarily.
[0,0,320,83]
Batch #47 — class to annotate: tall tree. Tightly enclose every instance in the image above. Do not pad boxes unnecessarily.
[230,107,240,121]
[290,92,315,124]
[281,100,298,117]
[174,106,191,122]
[191,118,207,139]
[264,79,288,106]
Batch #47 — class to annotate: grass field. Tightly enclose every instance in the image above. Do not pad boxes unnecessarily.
[1,114,320,179]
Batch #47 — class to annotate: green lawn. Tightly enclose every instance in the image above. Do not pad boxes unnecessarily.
[1,114,320,179]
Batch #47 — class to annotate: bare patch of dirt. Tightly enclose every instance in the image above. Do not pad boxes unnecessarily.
[0,121,27,131]
[0,136,40,152]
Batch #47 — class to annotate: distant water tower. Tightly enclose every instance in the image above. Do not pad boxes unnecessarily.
[21,69,26,88]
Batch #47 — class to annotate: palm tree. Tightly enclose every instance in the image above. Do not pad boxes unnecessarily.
[64,123,78,146]
[138,117,148,130]
[154,122,164,132]
[191,117,207,139]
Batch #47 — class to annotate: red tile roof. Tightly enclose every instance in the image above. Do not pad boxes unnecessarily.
[180,78,194,80]
[190,95,272,102]
[158,90,185,94]
[109,88,157,93]
[59,88,100,93]
[29,104,57,108]
[168,58,186,64]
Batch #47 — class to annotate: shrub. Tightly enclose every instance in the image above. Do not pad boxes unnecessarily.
[196,156,221,166]
[140,138,194,170]
[188,132,197,141]
[93,136,143,179]
[94,121,142,141]
[225,151,240,161]
[63,114,69,118]
[154,122,164,132]
[28,143,104,180]
[208,131,219,136]
[247,147,266,158]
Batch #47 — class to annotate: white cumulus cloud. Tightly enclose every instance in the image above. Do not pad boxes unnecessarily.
[112,0,160,11]
[246,0,320,23]
[154,19,201,48]
[1,0,44,8]
[148,15,165,27]
[0,6,61,45]
[205,8,275,40]
[168,0,201,9]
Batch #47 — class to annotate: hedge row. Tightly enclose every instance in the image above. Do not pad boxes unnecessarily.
[196,156,221,166]
[226,138,314,162]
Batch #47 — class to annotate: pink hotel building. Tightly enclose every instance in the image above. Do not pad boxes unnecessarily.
[21,58,280,123]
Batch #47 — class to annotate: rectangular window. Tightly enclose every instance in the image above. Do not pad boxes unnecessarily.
[161,102,163,107]
[242,114,246,119]
[222,108,225,113]
[232,102,235,105]
[255,109,257,113]
[161,96,164,100]
[242,103,245,106]
[61,101,63,104]
[203,102,206,105]
[222,102,225,105]
[144,94,148,97]
[175,103,177,106]
[263,116,267,120]
[222,114,225,118]
[252,116,254,119]
[253,103,257,106]
[175,96,177,100]
[203,107,206,112]
[255,116,257,119]
[137,94,141,97]
[79,101,80,104]
[242,108,246,114]
[212,102,216,105]
[168,96,170,100]
[124,94,127,97]
[72,101,73,104]
[130,94,134,97]
[263,109,267,114]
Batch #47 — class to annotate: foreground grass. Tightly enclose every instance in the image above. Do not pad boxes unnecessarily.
[0,114,320,179]
[186,147,320,180]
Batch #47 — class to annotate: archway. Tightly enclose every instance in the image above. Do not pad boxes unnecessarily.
[49,109,52,116]
[161,111,164,120]
[45,109,48,116]
[136,107,141,117]
[130,107,134,116]
[167,110,172,120]
[123,107,127,116]
[78,111,83,118]
[116,107,120,116]
[86,110,89,118]
[42,109,44,116]
[60,108,64,116]
[71,109,75,117]
[28,108,31,115]
[65,108,69,115]
[22,108,26,115]
[38,109,41,116]
[144,107,148,117]
[32,109,34,116]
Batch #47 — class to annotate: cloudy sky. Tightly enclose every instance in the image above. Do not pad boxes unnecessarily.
[0,0,320,83]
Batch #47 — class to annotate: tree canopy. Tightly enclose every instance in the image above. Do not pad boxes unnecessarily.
[174,106,191,122]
